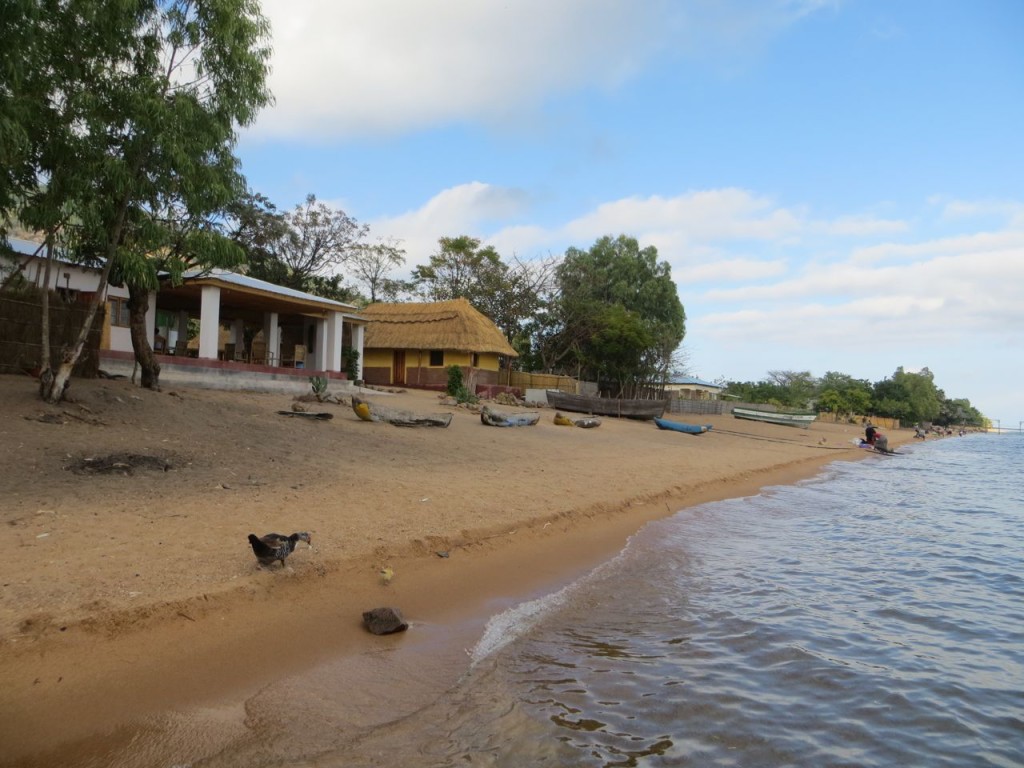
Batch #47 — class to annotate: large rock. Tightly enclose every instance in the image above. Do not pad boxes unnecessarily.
[362,607,409,635]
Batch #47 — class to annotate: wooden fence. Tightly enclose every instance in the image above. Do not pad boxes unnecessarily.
[0,289,102,377]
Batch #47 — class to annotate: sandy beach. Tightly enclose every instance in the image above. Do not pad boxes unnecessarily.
[0,375,911,765]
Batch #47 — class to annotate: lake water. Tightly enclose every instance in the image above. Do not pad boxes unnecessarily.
[329,432,1023,767]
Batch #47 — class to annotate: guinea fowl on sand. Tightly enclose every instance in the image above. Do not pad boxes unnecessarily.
[248,532,312,568]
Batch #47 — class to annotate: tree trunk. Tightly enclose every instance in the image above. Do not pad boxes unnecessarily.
[37,237,55,399]
[128,281,160,389]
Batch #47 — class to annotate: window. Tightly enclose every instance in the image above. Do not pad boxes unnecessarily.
[471,353,479,367]
[109,297,131,327]
[429,350,444,367]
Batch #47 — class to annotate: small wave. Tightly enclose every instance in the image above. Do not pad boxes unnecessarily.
[469,545,639,666]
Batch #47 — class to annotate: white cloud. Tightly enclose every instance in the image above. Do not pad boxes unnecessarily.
[253,0,664,140]
[251,0,837,141]
[368,181,530,266]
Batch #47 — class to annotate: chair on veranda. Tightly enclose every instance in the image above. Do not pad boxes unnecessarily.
[282,344,306,368]
[173,339,189,357]
[249,339,267,365]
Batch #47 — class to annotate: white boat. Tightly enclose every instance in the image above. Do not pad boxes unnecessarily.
[732,406,817,428]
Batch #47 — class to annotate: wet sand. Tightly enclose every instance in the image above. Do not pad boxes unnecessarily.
[0,376,910,765]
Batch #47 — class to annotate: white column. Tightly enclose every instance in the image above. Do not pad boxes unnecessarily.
[324,313,343,372]
[351,323,365,381]
[263,312,280,366]
[198,285,221,359]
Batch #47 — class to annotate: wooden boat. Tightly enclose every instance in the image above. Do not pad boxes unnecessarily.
[553,412,602,428]
[480,405,540,427]
[545,390,668,420]
[852,438,903,455]
[351,395,452,427]
[732,406,817,428]
[654,417,712,435]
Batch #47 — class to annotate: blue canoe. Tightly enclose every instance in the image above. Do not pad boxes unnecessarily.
[654,417,712,435]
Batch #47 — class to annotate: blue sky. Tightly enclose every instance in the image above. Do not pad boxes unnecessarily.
[236,0,1023,426]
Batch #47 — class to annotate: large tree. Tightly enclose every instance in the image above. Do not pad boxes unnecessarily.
[227,192,367,301]
[273,194,368,289]
[873,367,943,424]
[3,0,273,402]
[541,235,685,396]
[411,236,551,347]
[348,237,409,303]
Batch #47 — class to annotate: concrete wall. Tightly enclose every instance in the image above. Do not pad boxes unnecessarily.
[98,351,356,395]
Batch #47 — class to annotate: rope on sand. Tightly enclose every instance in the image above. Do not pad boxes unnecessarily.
[711,427,853,450]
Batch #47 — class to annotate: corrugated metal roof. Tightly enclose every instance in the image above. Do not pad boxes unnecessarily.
[181,268,360,312]
[670,376,722,389]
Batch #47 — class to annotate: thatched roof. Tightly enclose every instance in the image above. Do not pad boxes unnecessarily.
[362,298,518,357]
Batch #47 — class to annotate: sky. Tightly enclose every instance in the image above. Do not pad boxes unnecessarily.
[235,0,1024,427]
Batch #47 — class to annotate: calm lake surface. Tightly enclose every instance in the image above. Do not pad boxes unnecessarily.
[330,432,1023,767]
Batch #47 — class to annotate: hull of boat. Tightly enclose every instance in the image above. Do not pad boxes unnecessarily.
[732,406,817,428]
[480,406,540,427]
[546,390,667,420]
[654,417,712,434]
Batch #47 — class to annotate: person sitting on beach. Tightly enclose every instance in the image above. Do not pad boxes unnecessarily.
[865,423,889,452]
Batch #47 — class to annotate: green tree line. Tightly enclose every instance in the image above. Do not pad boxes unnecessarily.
[724,367,986,427]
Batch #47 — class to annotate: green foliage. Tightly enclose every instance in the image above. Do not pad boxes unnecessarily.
[411,236,552,349]
[342,347,360,381]
[446,364,464,396]
[538,235,685,396]
[2,0,274,399]
[872,367,943,424]
[445,364,477,404]
[309,376,328,396]
[724,365,985,427]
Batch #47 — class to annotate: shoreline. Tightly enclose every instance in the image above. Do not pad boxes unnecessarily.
[0,377,914,764]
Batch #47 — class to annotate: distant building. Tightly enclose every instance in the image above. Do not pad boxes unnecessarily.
[664,376,723,400]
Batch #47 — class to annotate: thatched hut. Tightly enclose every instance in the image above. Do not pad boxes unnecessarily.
[361,298,517,390]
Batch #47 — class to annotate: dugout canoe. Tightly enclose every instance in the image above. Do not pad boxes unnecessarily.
[545,390,668,420]
[480,406,540,427]
[653,417,712,434]
[351,395,452,427]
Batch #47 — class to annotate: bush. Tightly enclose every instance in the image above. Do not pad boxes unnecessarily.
[446,364,477,404]
[342,347,360,381]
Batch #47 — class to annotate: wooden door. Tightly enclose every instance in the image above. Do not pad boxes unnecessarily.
[392,350,406,385]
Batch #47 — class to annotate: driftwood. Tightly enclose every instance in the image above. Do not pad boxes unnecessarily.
[276,410,334,420]
[351,395,452,428]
